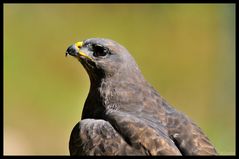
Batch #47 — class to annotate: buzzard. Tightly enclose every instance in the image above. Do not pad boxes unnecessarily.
[65,38,217,155]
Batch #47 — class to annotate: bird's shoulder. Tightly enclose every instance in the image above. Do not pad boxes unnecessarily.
[69,119,147,155]
[105,110,182,155]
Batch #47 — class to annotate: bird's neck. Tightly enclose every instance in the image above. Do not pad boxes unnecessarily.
[82,64,151,120]
[101,71,148,110]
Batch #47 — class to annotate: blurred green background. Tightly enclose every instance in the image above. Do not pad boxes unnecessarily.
[4,4,235,155]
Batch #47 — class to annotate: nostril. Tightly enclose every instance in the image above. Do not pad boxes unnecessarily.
[75,41,83,49]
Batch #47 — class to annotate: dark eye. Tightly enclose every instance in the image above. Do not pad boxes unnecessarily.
[92,45,109,57]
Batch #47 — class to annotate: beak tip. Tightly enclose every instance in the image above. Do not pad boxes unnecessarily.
[66,44,79,57]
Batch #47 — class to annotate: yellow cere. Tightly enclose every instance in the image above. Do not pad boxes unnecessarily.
[75,41,83,48]
[74,41,92,60]
[74,41,83,52]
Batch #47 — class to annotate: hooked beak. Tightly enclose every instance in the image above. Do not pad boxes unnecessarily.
[65,41,92,60]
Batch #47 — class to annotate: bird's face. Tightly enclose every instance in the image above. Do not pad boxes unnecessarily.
[66,38,138,81]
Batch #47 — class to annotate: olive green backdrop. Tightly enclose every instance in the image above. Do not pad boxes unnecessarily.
[4,4,235,155]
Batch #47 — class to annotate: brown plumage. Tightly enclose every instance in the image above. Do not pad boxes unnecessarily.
[66,38,217,156]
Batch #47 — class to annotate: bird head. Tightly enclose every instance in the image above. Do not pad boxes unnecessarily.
[66,38,141,83]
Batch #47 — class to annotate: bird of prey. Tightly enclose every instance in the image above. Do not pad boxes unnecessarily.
[65,38,217,156]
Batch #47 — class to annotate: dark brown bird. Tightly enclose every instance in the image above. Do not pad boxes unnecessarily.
[66,38,217,156]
